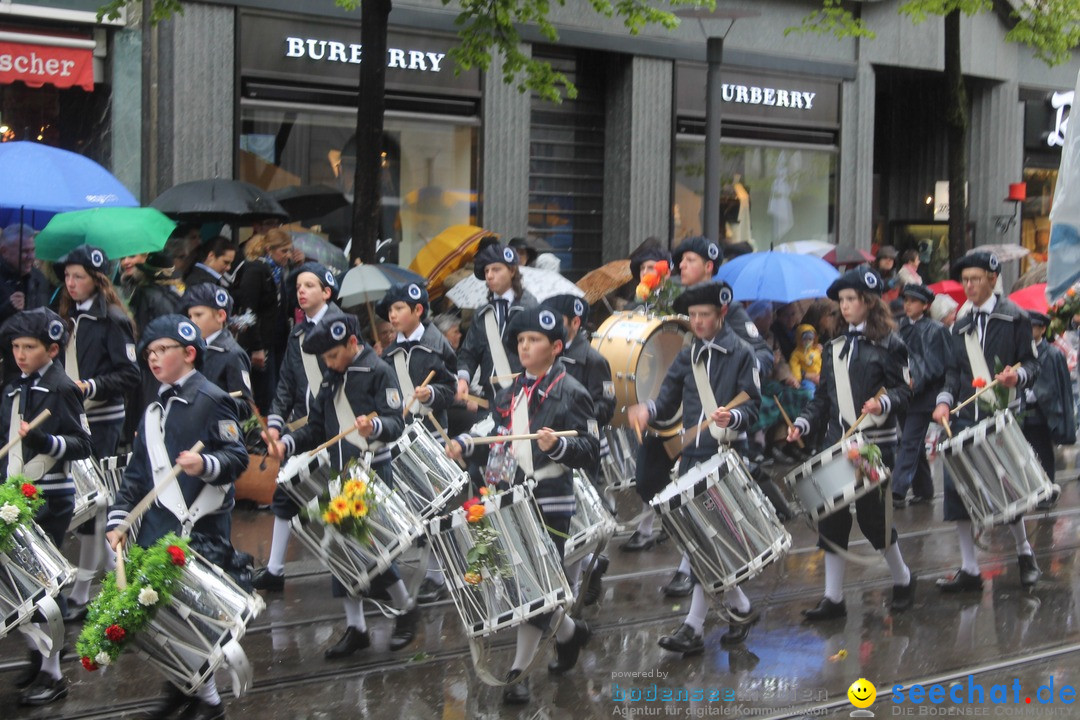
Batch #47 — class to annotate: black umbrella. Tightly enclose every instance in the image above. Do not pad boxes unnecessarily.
[151,179,288,224]
[270,184,349,221]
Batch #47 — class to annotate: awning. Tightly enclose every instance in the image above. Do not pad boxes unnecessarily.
[0,29,95,91]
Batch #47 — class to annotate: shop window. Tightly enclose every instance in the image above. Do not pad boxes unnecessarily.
[0,81,109,161]
[238,103,479,267]
[1020,167,1058,271]
[672,138,837,249]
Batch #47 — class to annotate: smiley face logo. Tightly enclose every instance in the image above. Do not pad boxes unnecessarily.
[848,678,876,709]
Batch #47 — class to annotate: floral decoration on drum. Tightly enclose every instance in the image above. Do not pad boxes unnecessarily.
[635,260,679,316]
[306,459,379,545]
[845,439,884,485]
[463,487,510,587]
[0,475,43,552]
[77,534,189,670]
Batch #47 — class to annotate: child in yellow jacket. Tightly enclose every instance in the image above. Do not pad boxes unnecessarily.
[789,323,821,394]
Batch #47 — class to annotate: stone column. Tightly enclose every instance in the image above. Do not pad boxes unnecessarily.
[839,62,875,249]
[481,45,531,238]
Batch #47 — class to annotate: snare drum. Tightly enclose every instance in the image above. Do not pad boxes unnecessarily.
[98,453,131,504]
[0,522,74,653]
[69,458,108,530]
[392,421,470,518]
[275,449,333,507]
[599,426,639,491]
[651,451,790,594]
[135,551,264,696]
[592,312,690,437]
[784,434,890,523]
[289,471,423,596]
[939,410,1058,529]
[564,471,617,566]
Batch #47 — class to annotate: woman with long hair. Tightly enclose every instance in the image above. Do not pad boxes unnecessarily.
[54,245,140,619]
[788,264,916,621]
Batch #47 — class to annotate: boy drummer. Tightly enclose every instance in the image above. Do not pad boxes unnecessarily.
[181,283,252,412]
[265,311,419,661]
[447,305,599,705]
[106,314,249,720]
[1,308,93,706]
[627,281,762,654]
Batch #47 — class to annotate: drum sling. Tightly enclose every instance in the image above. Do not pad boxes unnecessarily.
[65,318,106,412]
[8,402,58,482]
[691,355,738,446]
[484,310,514,391]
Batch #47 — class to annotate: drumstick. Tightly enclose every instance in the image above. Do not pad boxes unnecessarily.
[663,392,752,459]
[402,370,437,418]
[0,409,51,462]
[427,414,468,469]
[773,395,805,449]
[228,390,244,398]
[631,416,643,445]
[940,414,953,439]
[950,363,1022,415]
[841,388,888,441]
[490,372,520,383]
[466,394,490,409]
[469,430,578,446]
[311,412,379,455]
[286,415,308,431]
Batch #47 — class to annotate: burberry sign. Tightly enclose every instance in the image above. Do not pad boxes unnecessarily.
[285,36,446,72]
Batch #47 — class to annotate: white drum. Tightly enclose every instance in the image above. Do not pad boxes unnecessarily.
[783,434,890,523]
[392,421,470,518]
[275,449,333,507]
[134,551,264,696]
[68,458,108,530]
[652,451,790,595]
[939,410,1059,529]
[564,472,617,566]
[599,426,638,491]
[0,522,75,654]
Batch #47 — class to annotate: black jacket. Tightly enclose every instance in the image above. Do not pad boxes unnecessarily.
[937,296,1039,422]
[267,303,340,432]
[203,328,253,416]
[108,371,248,548]
[560,330,615,426]
[128,282,182,340]
[898,314,950,412]
[184,263,228,289]
[0,360,94,495]
[795,330,911,447]
[381,322,458,431]
[0,261,51,326]
[457,290,538,403]
[230,258,286,356]
[1028,338,1076,444]
[283,344,405,469]
[65,294,140,422]
[728,302,775,378]
[650,322,761,462]
[458,358,599,519]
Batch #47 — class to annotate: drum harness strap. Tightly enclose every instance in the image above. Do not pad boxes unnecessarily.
[65,315,106,412]
[299,332,324,418]
[483,308,515,392]
[392,351,422,417]
[7,399,58,482]
[962,319,1013,421]
[690,346,738,447]
[509,371,570,482]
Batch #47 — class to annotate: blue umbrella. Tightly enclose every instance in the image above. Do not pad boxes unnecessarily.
[0,141,138,213]
[715,250,839,303]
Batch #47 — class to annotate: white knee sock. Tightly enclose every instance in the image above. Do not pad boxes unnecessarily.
[883,543,911,586]
[637,510,654,537]
[956,521,980,575]
[555,613,577,643]
[824,552,846,603]
[267,517,291,576]
[1009,520,1033,556]
[197,676,221,705]
[511,623,543,671]
[424,552,444,585]
[725,585,751,614]
[387,579,410,611]
[685,584,708,633]
[40,646,61,681]
[70,537,101,604]
[677,554,692,576]
[343,597,367,632]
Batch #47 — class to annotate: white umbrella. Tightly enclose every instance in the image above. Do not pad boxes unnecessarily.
[774,240,833,258]
[447,266,584,309]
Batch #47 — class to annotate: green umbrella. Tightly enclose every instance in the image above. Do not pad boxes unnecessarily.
[34,207,176,262]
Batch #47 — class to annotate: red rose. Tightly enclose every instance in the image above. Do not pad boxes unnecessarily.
[971,377,987,389]
[81,656,98,672]
[166,545,186,566]
[462,497,480,511]
[20,483,36,499]
[105,624,126,643]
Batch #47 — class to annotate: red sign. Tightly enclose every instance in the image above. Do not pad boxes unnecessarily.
[0,39,94,91]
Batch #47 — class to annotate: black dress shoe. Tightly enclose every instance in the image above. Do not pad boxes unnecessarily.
[583,555,609,606]
[1018,554,1041,588]
[891,573,917,611]
[548,619,591,674]
[909,494,933,505]
[656,528,669,544]
[621,530,656,552]
[324,626,371,659]
[18,672,68,706]
[390,605,420,651]
[138,681,194,720]
[503,669,530,705]
[658,623,704,654]
[802,597,846,621]
[663,571,693,598]
[13,650,41,690]
[187,700,226,720]
[892,494,907,509]
[62,599,88,623]
[727,647,761,673]
[937,569,983,594]
[417,578,449,605]
[721,605,759,645]
[251,568,284,592]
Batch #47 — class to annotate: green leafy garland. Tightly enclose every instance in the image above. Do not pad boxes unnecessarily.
[76,534,190,671]
[0,475,43,552]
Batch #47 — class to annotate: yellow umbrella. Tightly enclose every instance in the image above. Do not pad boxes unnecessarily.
[410,224,492,299]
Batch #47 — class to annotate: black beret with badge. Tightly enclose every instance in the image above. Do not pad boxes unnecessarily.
[180,282,234,317]
[472,243,519,280]
[543,294,589,325]
[673,281,734,316]
[900,283,935,305]
[137,314,207,367]
[951,250,1001,278]
[506,305,567,346]
[672,235,721,269]
[302,311,360,355]
[1028,310,1049,327]
[1,307,69,349]
[375,282,429,321]
[826,264,884,301]
[629,246,671,282]
[287,261,339,302]
[54,244,109,279]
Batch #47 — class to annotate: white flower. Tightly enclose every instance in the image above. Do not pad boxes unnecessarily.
[94,651,111,667]
[0,503,19,524]
[138,587,159,606]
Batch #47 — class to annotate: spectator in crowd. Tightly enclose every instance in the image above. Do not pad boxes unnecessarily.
[897,249,923,289]
[0,223,50,326]
[124,252,183,339]
[789,324,822,394]
[184,236,238,288]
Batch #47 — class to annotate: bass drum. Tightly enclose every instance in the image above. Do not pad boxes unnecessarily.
[592,311,690,438]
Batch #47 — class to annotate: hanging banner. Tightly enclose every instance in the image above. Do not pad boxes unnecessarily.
[0,33,95,91]
[1048,69,1080,300]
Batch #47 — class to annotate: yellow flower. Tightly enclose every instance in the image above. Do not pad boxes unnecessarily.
[344,480,367,498]
[323,510,340,525]
[351,499,368,517]
[330,497,349,515]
